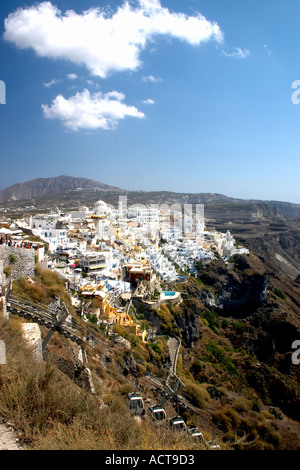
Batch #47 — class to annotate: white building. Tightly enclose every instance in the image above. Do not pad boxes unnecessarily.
[92,200,112,218]
[32,227,68,253]
[148,250,178,282]
[221,230,236,258]
[128,206,159,226]
[78,249,114,273]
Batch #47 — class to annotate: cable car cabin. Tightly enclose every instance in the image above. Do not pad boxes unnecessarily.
[188,427,204,441]
[127,392,144,416]
[149,405,167,425]
[169,416,187,432]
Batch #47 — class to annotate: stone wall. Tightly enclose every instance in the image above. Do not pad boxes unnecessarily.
[0,246,35,282]
[21,323,43,362]
[43,349,95,393]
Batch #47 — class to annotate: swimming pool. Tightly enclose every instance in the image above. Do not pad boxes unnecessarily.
[163,291,176,297]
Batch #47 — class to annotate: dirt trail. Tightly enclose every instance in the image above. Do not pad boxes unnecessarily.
[0,421,23,450]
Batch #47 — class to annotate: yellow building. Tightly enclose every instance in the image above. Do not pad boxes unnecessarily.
[80,283,148,342]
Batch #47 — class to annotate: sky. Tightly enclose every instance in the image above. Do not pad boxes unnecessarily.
[0,0,299,203]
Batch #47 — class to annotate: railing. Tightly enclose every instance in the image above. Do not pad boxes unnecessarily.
[5,287,219,447]
[6,290,102,349]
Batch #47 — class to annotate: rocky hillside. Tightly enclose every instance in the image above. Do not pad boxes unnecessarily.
[0,200,299,450]
[0,176,122,202]
[132,253,300,449]
[0,248,300,450]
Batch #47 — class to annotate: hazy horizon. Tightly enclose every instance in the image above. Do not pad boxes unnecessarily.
[0,173,299,205]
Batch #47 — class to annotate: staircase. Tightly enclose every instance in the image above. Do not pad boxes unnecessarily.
[167,336,181,375]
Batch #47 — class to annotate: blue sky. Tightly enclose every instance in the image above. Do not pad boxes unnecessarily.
[0,0,299,203]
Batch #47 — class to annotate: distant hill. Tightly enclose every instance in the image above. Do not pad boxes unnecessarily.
[1,175,299,219]
[0,176,122,202]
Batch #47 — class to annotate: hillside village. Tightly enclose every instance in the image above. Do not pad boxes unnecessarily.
[0,198,249,342]
[1,197,300,451]
[1,0,299,452]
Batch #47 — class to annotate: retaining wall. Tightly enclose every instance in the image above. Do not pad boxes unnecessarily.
[0,246,35,281]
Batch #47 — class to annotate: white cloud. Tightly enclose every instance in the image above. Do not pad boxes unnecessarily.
[67,73,78,80]
[4,1,223,78]
[41,89,145,131]
[220,47,250,59]
[143,98,155,104]
[43,78,61,87]
[142,75,162,83]
[263,45,272,56]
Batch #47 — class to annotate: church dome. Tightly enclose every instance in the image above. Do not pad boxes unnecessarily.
[93,200,111,216]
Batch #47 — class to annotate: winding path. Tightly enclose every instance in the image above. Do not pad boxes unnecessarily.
[0,421,23,450]
[167,336,181,375]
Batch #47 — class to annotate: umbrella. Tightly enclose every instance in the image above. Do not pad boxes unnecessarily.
[0,228,13,234]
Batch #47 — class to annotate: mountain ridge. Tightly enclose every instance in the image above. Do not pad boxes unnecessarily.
[0,175,123,202]
[1,175,300,218]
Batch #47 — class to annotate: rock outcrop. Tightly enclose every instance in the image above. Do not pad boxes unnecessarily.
[194,255,268,317]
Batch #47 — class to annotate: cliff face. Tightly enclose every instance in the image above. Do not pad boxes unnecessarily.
[194,256,268,317]
[135,255,269,344]
[173,299,201,346]
[150,254,300,427]
[138,253,300,385]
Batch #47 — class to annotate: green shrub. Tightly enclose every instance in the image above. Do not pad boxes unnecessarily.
[203,310,220,334]
[232,396,253,412]
[86,313,98,324]
[150,342,162,354]
[252,399,261,413]
[206,341,238,376]
[183,379,210,409]
[190,359,204,379]
[213,407,240,434]
[257,422,281,448]
[3,266,13,277]
[207,385,224,400]
[12,269,74,313]
[269,407,283,420]
[231,321,246,333]
[221,319,229,329]
[274,289,286,300]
